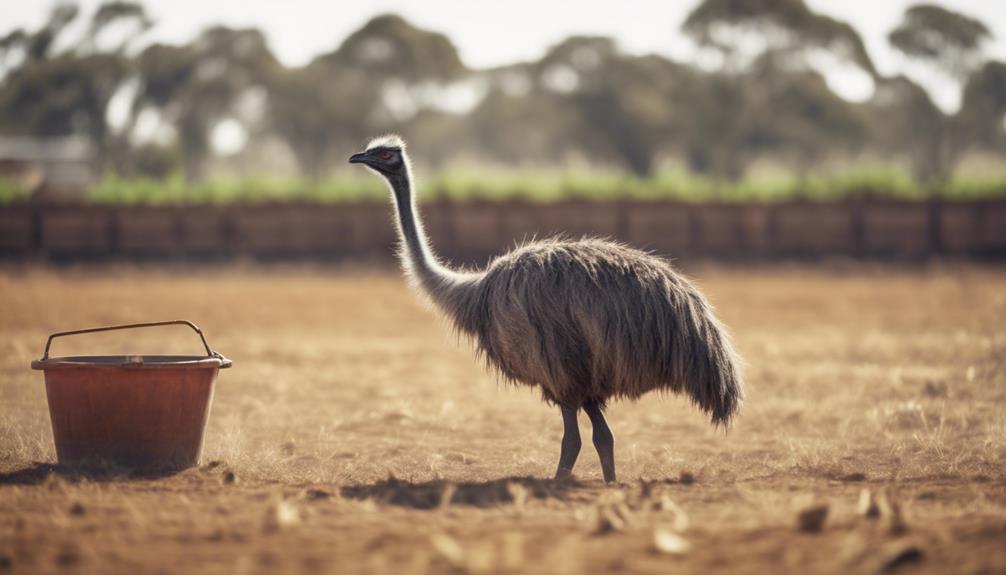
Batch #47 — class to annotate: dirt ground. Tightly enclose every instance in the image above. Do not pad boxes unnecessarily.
[1,263,1004,575]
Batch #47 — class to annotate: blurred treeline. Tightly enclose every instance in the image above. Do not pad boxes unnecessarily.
[1,0,1005,196]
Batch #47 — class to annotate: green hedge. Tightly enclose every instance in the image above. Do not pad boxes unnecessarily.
[3,168,1005,205]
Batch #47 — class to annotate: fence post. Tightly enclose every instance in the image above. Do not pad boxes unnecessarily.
[615,199,629,242]
[765,203,778,257]
[107,206,121,259]
[30,204,44,260]
[850,200,865,257]
[689,204,703,256]
[442,197,458,258]
[928,196,942,255]
[171,207,185,260]
[973,202,986,257]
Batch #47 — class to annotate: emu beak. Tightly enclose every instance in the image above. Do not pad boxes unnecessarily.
[348,152,368,164]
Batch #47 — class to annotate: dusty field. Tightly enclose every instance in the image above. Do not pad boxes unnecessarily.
[1,264,1004,574]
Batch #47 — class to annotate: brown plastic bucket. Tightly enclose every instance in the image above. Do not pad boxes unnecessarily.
[31,320,232,471]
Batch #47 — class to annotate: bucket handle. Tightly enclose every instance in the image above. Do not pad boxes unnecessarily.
[41,320,223,360]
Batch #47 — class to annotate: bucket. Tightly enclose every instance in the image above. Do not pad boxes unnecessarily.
[31,320,232,471]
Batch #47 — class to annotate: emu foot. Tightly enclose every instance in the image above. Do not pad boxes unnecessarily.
[554,467,575,481]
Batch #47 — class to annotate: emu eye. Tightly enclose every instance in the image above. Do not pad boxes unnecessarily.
[379,151,394,160]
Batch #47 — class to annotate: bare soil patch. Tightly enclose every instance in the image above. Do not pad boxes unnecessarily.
[1,264,1004,574]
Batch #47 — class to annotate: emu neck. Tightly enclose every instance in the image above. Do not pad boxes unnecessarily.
[386,169,466,305]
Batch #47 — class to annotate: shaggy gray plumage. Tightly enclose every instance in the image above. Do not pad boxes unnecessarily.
[462,237,743,424]
[350,136,744,478]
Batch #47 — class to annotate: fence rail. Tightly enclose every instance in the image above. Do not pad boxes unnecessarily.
[1,199,1004,263]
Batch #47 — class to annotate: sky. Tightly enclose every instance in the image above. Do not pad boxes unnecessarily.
[4,0,1006,112]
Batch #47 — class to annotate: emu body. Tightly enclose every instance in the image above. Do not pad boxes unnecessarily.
[350,136,744,482]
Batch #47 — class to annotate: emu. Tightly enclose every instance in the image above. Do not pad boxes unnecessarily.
[350,136,743,483]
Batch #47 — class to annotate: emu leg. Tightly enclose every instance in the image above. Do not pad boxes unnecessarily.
[554,406,581,480]
[584,401,616,483]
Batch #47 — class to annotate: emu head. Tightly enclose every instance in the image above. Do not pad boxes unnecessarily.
[349,135,407,177]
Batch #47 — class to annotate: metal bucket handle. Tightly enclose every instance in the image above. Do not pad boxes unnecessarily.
[42,320,224,361]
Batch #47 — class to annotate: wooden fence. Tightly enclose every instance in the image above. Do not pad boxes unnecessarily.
[1,199,1004,263]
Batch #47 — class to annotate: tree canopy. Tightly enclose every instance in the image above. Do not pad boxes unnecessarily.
[683,0,877,77]
[0,1,1003,186]
[890,4,992,80]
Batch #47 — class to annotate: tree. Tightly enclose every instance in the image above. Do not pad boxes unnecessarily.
[466,62,579,166]
[132,27,277,181]
[678,72,752,180]
[320,14,464,82]
[674,55,866,181]
[889,4,992,82]
[85,1,151,52]
[572,57,674,176]
[679,0,876,180]
[0,2,150,171]
[266,64,375,179]
[868,75,947,182]
[956,61,1006,154]
[539,38,688,177]
[744,56,868,177]
[269,14,468,177]
[887,4,994,182]
[24,4,79,63]
[683,0,876,78]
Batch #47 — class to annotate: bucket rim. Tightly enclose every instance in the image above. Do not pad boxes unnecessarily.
[32,354,232,370]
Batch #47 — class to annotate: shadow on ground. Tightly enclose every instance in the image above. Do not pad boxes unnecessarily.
[340,475,582,509]
[0,462,186,485]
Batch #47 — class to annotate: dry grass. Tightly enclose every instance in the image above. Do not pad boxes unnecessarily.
[1,263,1004,574]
